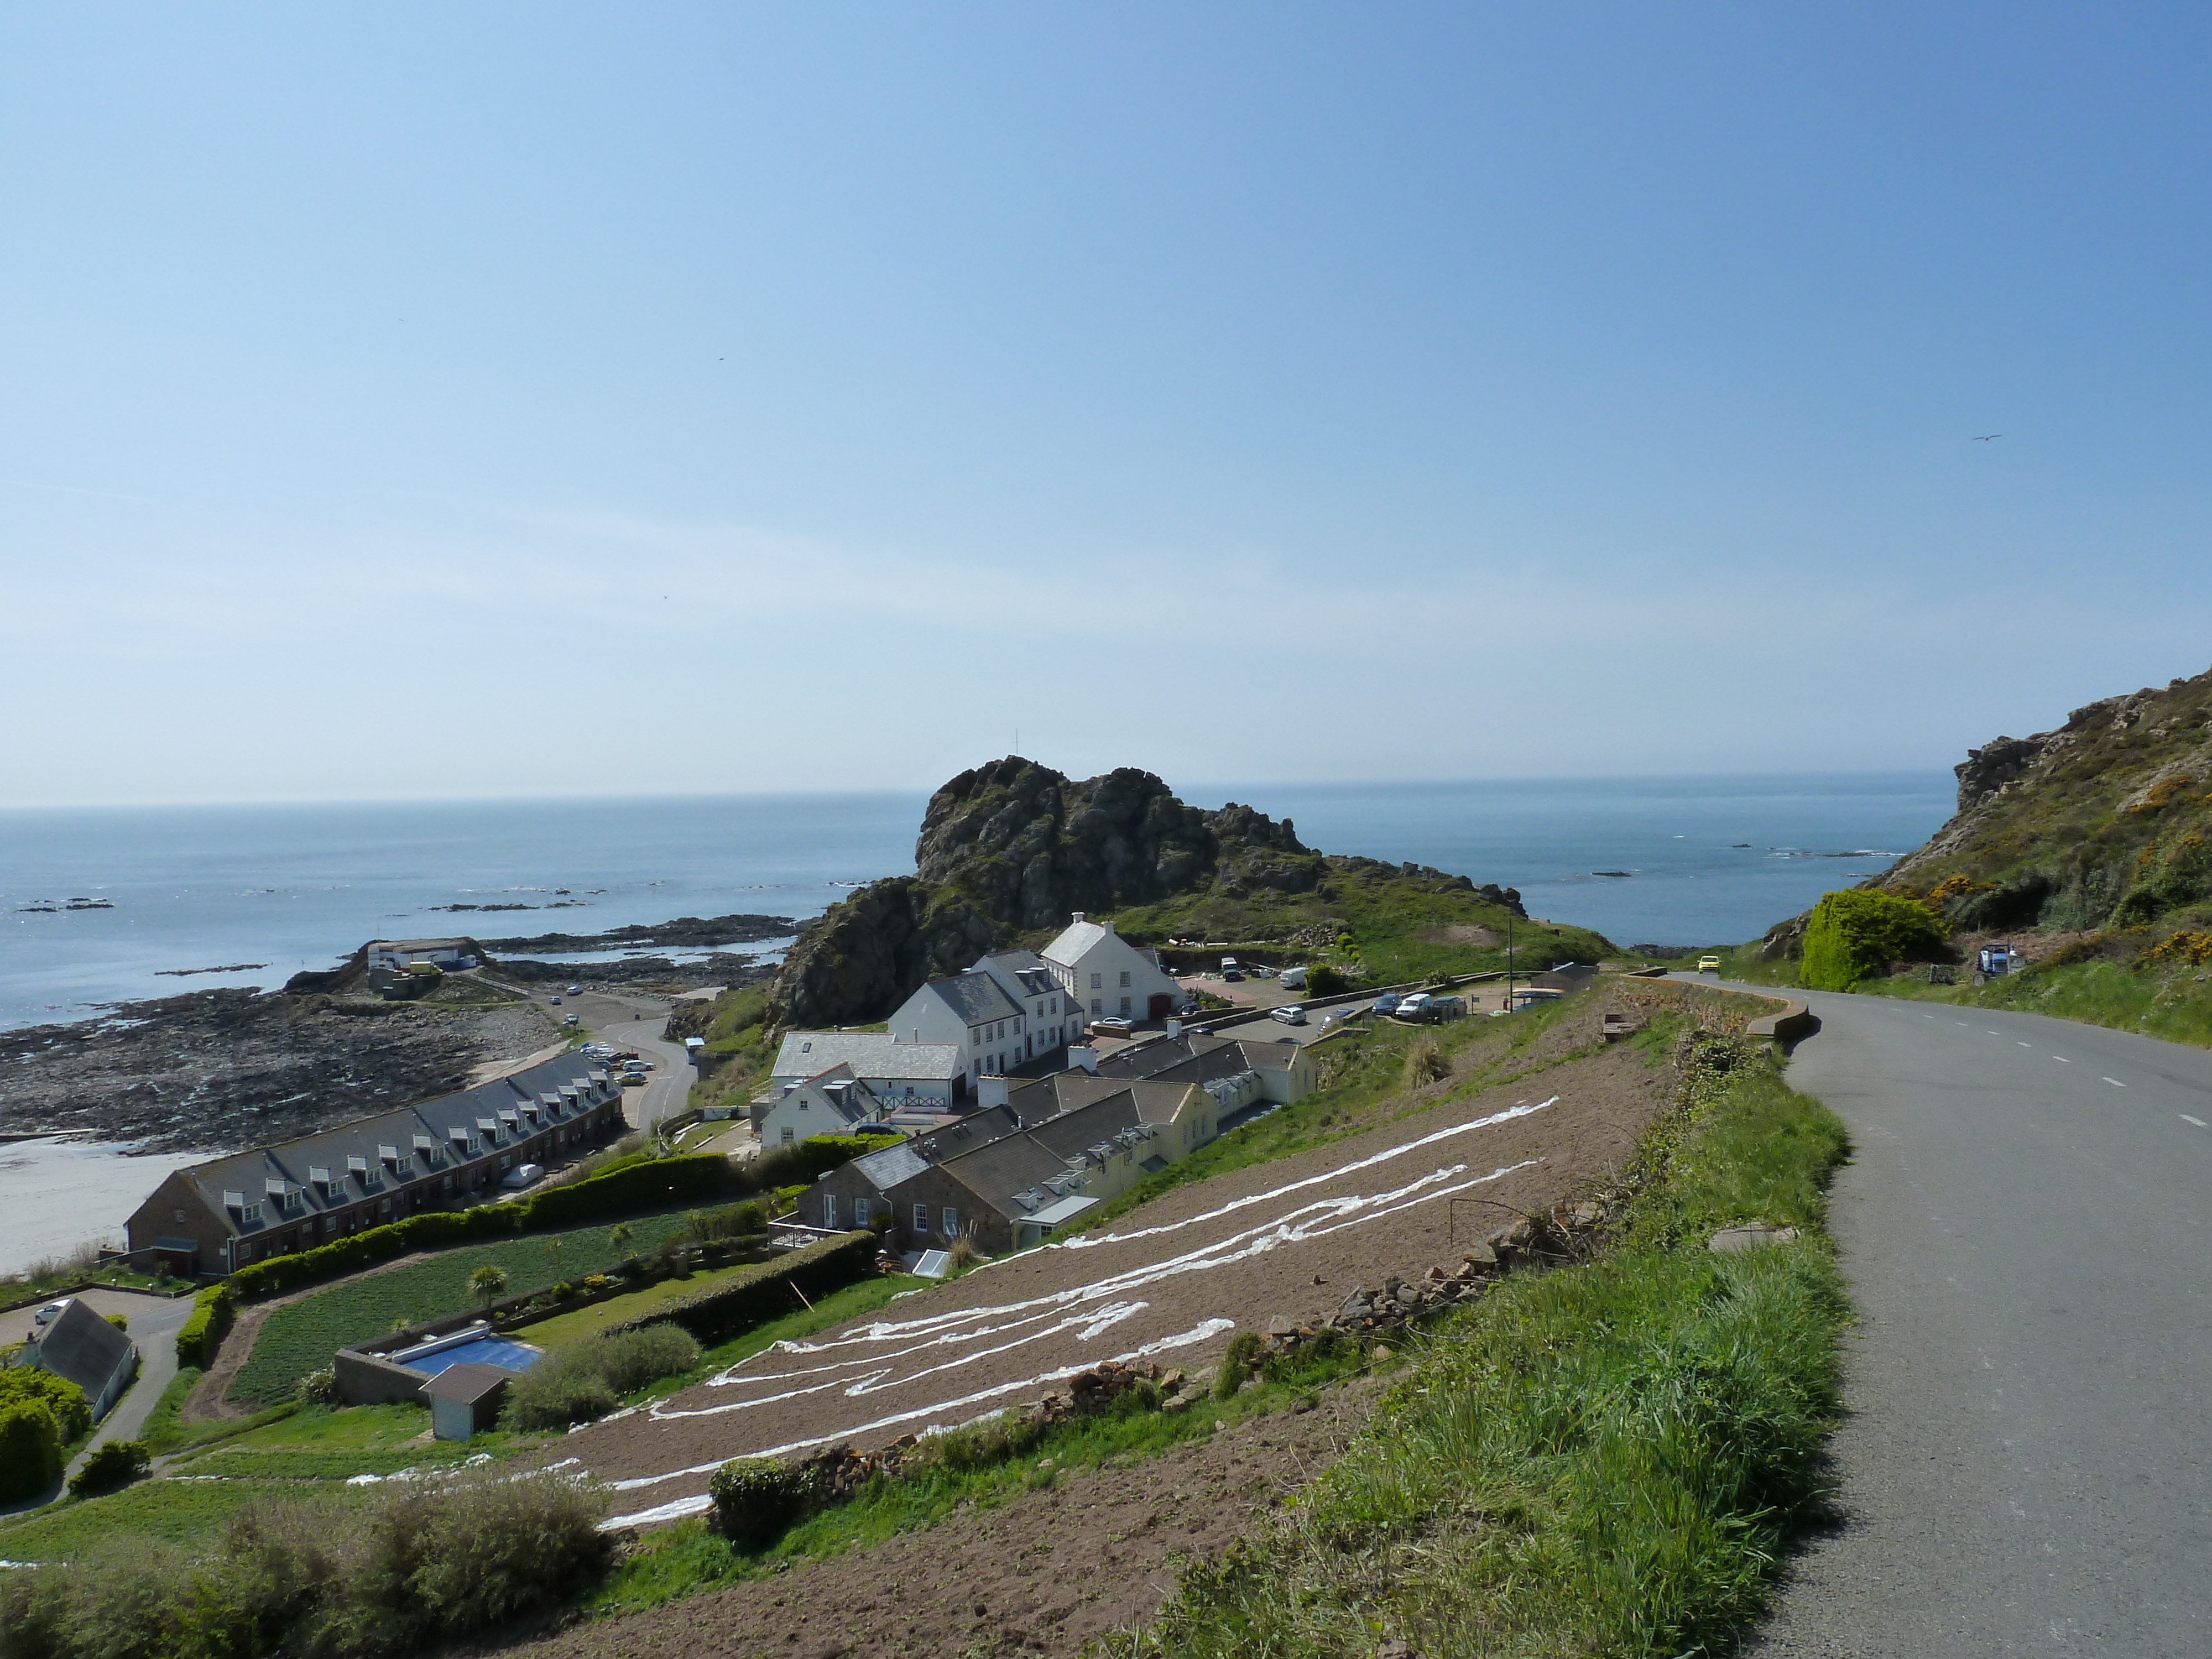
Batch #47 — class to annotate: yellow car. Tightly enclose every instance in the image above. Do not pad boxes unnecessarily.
[1697,956,1721,974]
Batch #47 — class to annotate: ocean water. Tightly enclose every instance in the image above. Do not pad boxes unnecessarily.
[0,774,1954,1034]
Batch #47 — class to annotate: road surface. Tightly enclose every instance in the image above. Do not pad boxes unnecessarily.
[1708,980,2212,1656]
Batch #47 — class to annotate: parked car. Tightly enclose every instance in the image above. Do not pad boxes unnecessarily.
[1089,1016,1135,1037]
[623,1058,653,1073]
[566,983,583,996]
[1413,995,1468,1024]
[620,1072,647,1087]
[562,1013,579,1026]
[1396,993,1434,1021]
[1221,967,1244,982]
[549,995,562,1005]
[1269,1004,1306,1025]
[1220,956,1239,971]
[499,1162,545,1190]
[1697,956,1721,974]
[1373,992,1404,1018]
[32,1302,65,1328]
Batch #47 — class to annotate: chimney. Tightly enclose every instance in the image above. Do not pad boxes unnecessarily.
[1165,1019,1182,1040]
[978,1076,1010,1110]
[1071,911,1086,924]
[1067,1042,1097,1074]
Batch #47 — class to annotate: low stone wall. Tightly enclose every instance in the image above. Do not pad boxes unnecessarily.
[335,1345,430,1407]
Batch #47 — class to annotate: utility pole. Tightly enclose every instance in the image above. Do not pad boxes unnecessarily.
[1505,917,1514,1014]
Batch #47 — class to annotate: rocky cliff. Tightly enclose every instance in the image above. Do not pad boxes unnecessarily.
[1759,666,2212,958]
[769,757,1530,1029]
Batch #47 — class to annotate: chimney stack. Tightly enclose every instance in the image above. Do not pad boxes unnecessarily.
[1067,1042,1098,1074]
[1071,911,1086,924]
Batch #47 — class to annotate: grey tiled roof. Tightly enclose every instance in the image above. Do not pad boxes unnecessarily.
[772,1032,965,1081]
[917,972,1022,1026]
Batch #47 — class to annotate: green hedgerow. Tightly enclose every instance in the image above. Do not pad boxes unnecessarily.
[706,1457,809,1551]
[1801,889,1949,990]
[0,1400,64,1503]
[67,1439,150,1499]
[0,1366,92,1443]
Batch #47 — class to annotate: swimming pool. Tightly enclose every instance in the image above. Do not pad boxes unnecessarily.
[397,1335,544,1379]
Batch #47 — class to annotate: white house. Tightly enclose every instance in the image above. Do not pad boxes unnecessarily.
[887,950,1086,1095]
[1041,913,1182,1024]
[763,1031,966,1110]
[754,1062,889,1150]
[367,938,479,973]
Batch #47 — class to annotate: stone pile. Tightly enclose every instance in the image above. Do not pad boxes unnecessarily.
[1035,1359,1178,1423]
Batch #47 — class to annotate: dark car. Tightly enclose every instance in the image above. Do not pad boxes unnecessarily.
[1372,992,1403,1018]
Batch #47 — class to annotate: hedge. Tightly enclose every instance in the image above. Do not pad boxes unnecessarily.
[752,1134,901,1191]
[0,1368,91,1442]
[174,1285,236,1369]
[1800,889,1949,991]
[603,1229,879,1345]
[0,1401,62,1502]
[226,1153,743,1302]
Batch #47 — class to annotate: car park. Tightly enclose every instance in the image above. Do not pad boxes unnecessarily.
[1372,992,1403,1018]
[1269,1004,1306,1025]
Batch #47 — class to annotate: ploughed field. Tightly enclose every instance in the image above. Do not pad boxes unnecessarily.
[550,1037,1671,1533]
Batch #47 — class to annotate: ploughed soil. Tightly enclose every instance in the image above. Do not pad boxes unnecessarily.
[514,1375,1391,1659]
[551,1035,1671,1531]
[0,993,560,1154]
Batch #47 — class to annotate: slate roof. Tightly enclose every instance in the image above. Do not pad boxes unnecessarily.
[851,1141,931,1190]
[161,1051,618,1238]
[1041,918,1113,967]
[937,1135,1083,1219]
[771,1032,965,1082]
[422,1361,517,1405]
[26,1299,132,1402]
[915,972,1022,1027]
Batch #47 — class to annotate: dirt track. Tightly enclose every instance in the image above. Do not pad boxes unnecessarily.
[555,1039,1671,1532]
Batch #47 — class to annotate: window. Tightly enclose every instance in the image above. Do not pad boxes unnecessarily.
[237,1243,253,1262]
[823,1194,838,1229]
[942,1207,959,1238]
[1119,971,1130,988]
[1091,999,1102,1015]
[854,1197,871,1227]
[913,1203,930,1233]
[1090,972,1102,990]
[1120,997,1131,1016]
[781,1127,796,1146]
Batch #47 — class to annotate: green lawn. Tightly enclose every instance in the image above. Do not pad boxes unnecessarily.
[510,1256,764,1348]
[0,1477,352,1564]
[227,1213,693,1407]
[171,1402,514,1480]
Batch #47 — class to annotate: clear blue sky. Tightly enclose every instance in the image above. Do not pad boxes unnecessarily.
[4,4,2209,806]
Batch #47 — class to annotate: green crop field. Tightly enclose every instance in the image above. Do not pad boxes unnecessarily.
[0,1477,349,1564]
[227,1213,692,1407]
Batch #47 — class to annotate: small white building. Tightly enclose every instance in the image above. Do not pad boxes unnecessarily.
[367,938,479,973]
[888,950,1084,1095]
[754,1062,889,1150]
[1042,913,1182,1024]
[763,1031,966,1110]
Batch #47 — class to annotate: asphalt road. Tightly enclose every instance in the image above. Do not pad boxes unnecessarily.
[525,988,693,1132]
[1712,980,2212,1656]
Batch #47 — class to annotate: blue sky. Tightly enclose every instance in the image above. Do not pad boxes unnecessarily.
[4,4,2209,805]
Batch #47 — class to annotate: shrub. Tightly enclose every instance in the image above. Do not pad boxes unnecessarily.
[103,1314,128,1334]
[0,1400,63,1501]
[1214,1331,1264,1399]
[1404,1037,1449,1088]
[752,1134,900,1191]
[707,1457,808,1550]
[927,1410,1046,1473]
[0,1366,92,1442]
[499,1324,701,1430]
[175,1284,234,1369]
[685,1200,767,1242]
[1800,890,1949,990]
[67,1439,150,1499]
[295,1368,341,1405]
[1305,963,1348,997]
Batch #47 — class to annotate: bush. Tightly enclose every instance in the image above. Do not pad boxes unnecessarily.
[1214,1331,1263,1399]
[66,1439,149,1499]
[0,1366,92,1442]
[0,1400,64,1501]
[1404,1037,1450,1088]
[1304,963,1348,997]
[500,1324,702,1430]
[685,1200,767,1242]
[103,1314,128,1334]
[0,1474,613,1659]
[175,1284,234,1369]
[752,1134,900,1191]
[707,1457,808,1550]
[926,1410,1046,1474]
[1800,889,1949,990]
[295,1368,341,1405]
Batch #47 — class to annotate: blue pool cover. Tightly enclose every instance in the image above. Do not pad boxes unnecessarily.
[397,1335,544,1379]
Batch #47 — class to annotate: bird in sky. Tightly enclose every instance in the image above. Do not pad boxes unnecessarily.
[1974,433,2002,441]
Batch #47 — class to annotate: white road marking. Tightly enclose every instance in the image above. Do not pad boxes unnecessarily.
[2104,1078,2126,1088]
[1956,1021,1969,1026]
[1987,1031,2002,1036]
[2018,1041,2032,1047]
[2053,1056,2071,1063]
[2182,1115,2207,1129]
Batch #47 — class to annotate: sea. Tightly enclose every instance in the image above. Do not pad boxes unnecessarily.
[0,773,1953,1274]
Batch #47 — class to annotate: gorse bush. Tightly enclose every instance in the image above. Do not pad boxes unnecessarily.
[706,1457,809,1551]
[500,1324,702,1430]
[0,1473,611,1659]
[0,1367,91,1443]
[66,1439,149,1499]
[1799,889,1949,990]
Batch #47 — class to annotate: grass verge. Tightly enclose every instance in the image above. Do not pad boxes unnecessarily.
[1111,1041,1851,1658]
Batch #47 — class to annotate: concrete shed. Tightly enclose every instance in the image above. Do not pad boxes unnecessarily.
[421,1362,515,1441]
[22,1298,138,1421]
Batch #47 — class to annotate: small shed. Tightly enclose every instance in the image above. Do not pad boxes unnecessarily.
[23,1298,138,1421]
[421,1362,515,1441]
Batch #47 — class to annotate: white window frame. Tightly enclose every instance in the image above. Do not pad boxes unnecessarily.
[942,1207,959,1238]
[853,1197,870,1227]
[913,1202,929,1233]
[823,1193,838,1229]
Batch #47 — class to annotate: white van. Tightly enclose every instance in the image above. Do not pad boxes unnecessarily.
[1395,993,1433,1021]
[1279,966,1308,991]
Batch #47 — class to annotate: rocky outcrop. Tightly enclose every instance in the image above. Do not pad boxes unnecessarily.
[772,758,1322,1027]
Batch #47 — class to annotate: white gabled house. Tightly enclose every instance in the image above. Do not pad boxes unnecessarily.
[887,949,1086,1094]
[761,1032,966,1112]
[754,1062,888,1151]
[1042,912,1182,1024]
